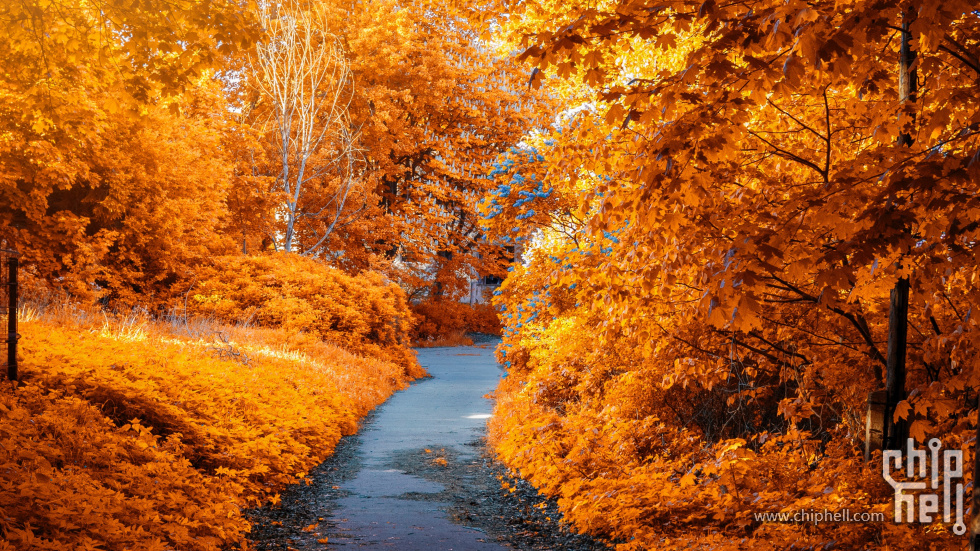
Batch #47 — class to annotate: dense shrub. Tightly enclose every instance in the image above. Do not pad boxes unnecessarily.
[410,300,501,346]
[0,303,421,550]
[187,254,422,375]
[487,269,941,550]
[0,383,247,551]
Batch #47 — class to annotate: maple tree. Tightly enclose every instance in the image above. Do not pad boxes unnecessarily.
[0,0,259,301]
[220,0,547,305]
[327,0,548,292]
[477,0,980,548]
[0,0,536,310]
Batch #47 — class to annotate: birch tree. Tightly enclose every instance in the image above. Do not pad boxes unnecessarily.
[252,2,363,254]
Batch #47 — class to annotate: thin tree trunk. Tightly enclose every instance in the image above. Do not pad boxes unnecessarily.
[883,278,909,449]
[877,10,917,454]
[253,5,357,256]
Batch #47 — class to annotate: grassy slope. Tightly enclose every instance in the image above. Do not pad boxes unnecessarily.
[0,305,423,551]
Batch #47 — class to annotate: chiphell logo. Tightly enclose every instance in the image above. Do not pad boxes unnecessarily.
[882,438,965,535]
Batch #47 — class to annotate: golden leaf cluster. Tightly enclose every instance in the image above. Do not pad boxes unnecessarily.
[479,0,980,547]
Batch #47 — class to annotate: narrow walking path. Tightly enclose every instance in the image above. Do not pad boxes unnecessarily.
[247,343,511,550]
[324,343,507,549]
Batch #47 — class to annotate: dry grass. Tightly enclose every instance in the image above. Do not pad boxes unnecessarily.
[19,295,425,415]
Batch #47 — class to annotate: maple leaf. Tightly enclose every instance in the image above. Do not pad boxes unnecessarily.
[892,400,912,423]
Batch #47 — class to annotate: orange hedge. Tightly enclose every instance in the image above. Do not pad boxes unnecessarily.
[0,303,421,550]
[187,254,421,374]
[410,300,501,345]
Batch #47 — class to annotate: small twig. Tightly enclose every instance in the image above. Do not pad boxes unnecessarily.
[182,276,197,328]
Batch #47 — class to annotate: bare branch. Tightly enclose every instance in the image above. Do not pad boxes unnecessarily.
[251,2,365,254]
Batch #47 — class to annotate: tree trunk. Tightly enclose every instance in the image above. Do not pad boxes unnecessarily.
[883,278,909,450]
[871,10,917,456]
[898,11,918,147]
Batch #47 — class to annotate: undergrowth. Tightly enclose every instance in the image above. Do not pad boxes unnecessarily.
[0,300,424,550]
[410,300,501,346]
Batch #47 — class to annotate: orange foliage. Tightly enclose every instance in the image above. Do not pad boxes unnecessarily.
[186,253,422,375]
[0,0,259,303]
[2,75,247,303]
[0,301,420,550]
[410,300,501,346]
[486,307,931,549]
[223,0,548,297]
[0,384,246,551]
[479,0,980,548]
[1,0,541,308]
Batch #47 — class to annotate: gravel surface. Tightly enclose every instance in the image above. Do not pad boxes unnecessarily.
[386,438,611,551]
[244,341,610,550]
[245,429,609,550]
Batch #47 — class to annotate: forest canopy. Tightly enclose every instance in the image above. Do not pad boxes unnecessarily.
[3,0,980,549]
[0,0,544,307]
[479,0,980,548]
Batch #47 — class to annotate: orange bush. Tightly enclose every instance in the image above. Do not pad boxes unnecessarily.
[478,0,980,548]
[0,302,421,550]
[487,306,936,550]
[410,300,500,346]
[186,254,422,375]
[0,384,247,551]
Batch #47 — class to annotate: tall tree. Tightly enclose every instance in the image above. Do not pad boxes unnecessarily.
[882,9,919,452]
[251,1,364,255]
[478,0,980,547]
[233,0,550,295]
[346,0,550,295]
[0,0,258,301]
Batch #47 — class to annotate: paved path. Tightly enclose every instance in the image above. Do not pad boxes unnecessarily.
[247,343,509,550]
[326,344,506,549]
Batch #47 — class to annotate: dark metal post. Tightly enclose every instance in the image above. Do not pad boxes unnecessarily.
[7,257,16,381]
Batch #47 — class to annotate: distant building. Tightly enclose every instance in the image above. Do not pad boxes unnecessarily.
[394,240,522,305]
[465,274,502,305]
[463,242,522,305]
